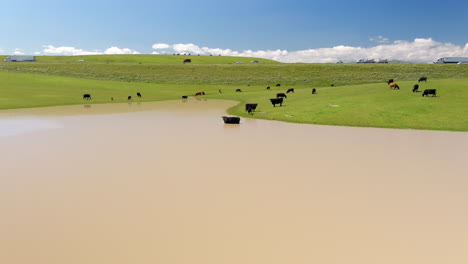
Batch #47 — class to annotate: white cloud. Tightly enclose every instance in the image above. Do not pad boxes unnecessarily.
[370,36,389,43]
[42,45,101,55]
[13,48,25,55]
[41,45,140,55]
[152,38,468,63]
[104,46,140,54]
[152,43,170,49]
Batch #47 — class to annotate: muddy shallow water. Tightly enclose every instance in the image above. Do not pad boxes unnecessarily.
[1,100,468,264]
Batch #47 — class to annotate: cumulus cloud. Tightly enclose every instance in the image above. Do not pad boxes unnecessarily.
[370,36,389,43]
[104,46,140,54]
[152,43,170,49]
[152,38,468,63]
[13,48,25,55]
[41,45,139,55]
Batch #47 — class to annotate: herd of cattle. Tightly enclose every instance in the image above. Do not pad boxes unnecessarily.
[81,77,437,125]
[82,92,142,101]
[387,77,436,96]
[220,77,437,124]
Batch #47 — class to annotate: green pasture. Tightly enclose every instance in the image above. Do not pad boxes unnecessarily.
[2,59,468,87]
[0,54,278,64]
[0,69,467,131]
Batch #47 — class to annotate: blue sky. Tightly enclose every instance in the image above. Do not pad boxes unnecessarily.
[1,0,467,62]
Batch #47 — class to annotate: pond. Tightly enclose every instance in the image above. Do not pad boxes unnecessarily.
[1,100,468,264]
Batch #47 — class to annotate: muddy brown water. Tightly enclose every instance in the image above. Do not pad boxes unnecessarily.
[1,100,468,264]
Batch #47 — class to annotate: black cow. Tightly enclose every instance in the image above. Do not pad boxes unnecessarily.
[286,88,294,93]
[236,89,242,92]
[413,84,419,93]
[276,83,281,87]
[194,91,205,96]
[128,96,132,100]
[418,77,427,82]
[219,89,222,93]
[270,98,283,107]
[222,116,240,124]
[387,79,394,84]
[312,88,317,94]
[83,94,91,100]
[182,96,188,99]
[245,103,258,114]
[136,92,142,98]
[266,86,270,90]
[422,89,436,97]
[276,93,287,98]
[183,59,191,63]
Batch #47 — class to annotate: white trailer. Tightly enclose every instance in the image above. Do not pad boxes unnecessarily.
[4,56,36,62]
[433,57,468,64]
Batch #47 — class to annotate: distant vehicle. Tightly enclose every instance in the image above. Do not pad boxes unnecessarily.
[457,61,468,65]
[356,59,375,63]
[236,62,244,64]
[336,60,343,63]
[4,56,36,62]
[378,59,388,63]
[250,60,259,63]
[433,57,468,64]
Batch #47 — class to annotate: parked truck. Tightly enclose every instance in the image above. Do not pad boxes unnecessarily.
[433,57,468,64]
[4,56,36,62]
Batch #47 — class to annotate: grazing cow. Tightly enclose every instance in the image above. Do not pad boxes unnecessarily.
[330,84,335,87]
[245,103,258,114]
[136,92,142,98]
[219,89,222,93]
[276,83,281,87]
[387,79,394,84]
[418,77,427,82]
[286,88,295,93]
[83,93,92,100]
[389,82,400,89]
[276,93,287,98]
[422,89,437,97]
[194,91,205,96]
[312,88,317,94]
[413,84,419,93]
[128,96,132,100]
[222,116,240,124]
[182,96,188,99]
[236,89,242,92]
[183,59,191,63]
[111,97,114,101]
[270,98,283,107]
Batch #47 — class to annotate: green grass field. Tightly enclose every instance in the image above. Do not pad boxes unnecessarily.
[1,54,467,131]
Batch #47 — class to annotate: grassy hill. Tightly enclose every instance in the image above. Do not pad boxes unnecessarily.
[0,55,467,131]
[1,58,468,86]
[0,54,279,64]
